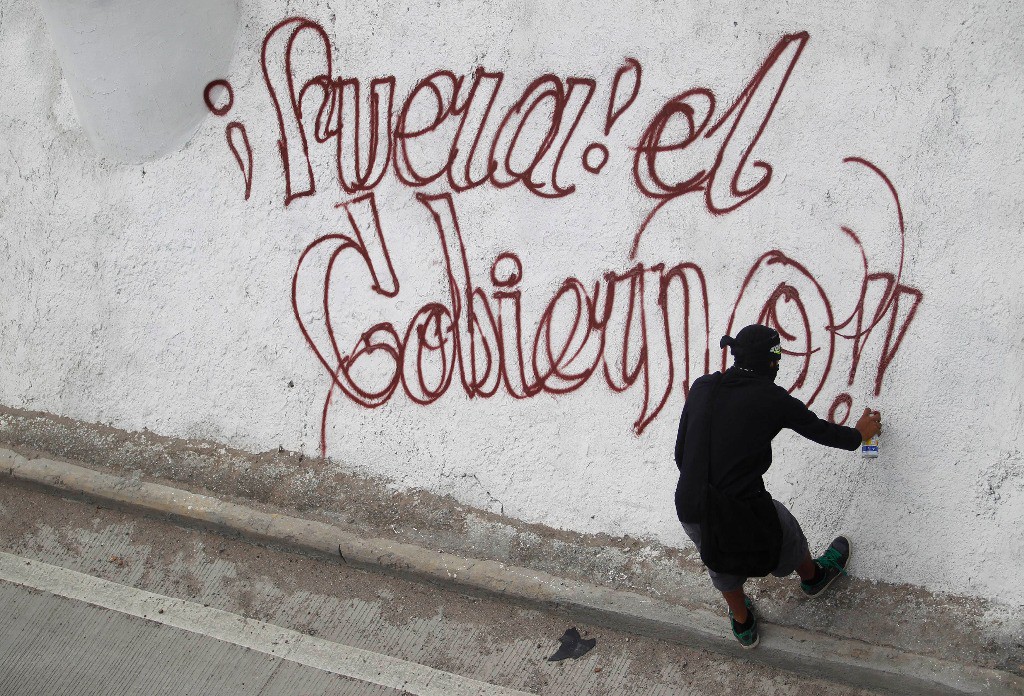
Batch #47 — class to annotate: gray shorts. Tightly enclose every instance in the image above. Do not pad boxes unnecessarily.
[681,499,809,592]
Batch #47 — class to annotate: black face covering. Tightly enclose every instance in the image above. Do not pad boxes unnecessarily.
[721,324,782,380]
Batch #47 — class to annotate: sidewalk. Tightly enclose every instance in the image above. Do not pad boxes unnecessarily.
[0,433,1015,691]
[0,407,1019,696]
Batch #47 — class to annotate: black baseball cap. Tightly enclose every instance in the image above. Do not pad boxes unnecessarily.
[720,324,782,368]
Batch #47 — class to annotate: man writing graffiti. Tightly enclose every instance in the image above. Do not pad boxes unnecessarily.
[673,324,883,648]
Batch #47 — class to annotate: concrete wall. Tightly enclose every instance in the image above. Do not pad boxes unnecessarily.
[2,0,1021,607]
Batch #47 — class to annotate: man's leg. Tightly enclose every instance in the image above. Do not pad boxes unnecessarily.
[770,501,817,583]
[796,550,816,582]
[769,501,850,595]
[722,584,758,649]
[722,587,749,623]
[679,520,758,647]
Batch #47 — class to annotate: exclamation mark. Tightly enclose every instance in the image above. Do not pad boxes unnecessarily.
[204,79,253,200]
[583,58,643,174]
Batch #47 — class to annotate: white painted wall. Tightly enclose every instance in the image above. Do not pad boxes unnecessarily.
[2,0,1022,607]
[35,0,240,162]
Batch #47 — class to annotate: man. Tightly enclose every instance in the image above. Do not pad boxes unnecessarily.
[674,324,882,649]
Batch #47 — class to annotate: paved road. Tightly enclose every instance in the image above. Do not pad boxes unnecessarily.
[0,483,884,695]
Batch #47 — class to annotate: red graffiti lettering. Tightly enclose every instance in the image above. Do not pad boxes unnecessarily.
[201,21,927,454]
[259,18,605,205]
[292,165,920,457]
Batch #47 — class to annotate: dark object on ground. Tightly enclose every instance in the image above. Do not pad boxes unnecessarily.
[547,627,596,661]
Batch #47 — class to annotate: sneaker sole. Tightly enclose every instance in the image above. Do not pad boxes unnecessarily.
[803,537,852,599]
[738,634,760,649]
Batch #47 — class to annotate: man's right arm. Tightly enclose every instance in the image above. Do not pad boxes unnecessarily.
[781,392,862,450]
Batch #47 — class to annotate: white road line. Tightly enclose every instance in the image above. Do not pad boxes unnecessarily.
[0,551,534,696]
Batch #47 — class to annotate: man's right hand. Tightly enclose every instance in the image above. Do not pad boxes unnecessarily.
[855,407,882,441]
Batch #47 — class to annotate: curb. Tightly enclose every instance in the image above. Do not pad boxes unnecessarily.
[2,448,1019,696]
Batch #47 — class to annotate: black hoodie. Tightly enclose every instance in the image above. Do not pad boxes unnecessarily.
[674,367,862,524]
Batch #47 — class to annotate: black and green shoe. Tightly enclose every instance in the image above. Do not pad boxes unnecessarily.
[801,536,851,597]
[729,596,759,649]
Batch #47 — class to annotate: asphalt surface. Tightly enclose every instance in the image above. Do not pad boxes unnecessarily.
[1,578,415,696]
[0,483,891,696]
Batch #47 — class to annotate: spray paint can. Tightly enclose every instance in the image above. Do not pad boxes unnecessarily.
[861,435,879,458]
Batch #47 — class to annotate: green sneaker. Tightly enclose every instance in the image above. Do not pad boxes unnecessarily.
[801,536,851,597]
[729,596,759,649]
